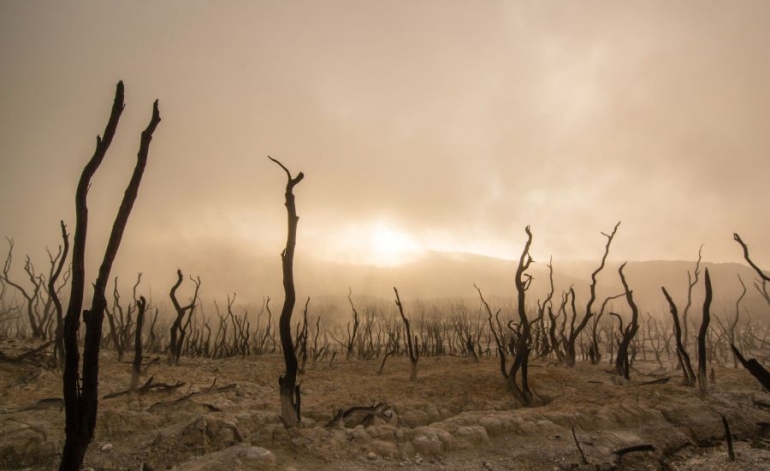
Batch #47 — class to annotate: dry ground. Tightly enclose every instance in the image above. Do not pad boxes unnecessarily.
[2,338,770,470]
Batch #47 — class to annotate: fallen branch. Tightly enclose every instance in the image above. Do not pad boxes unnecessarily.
[571,426,588,465]
[0,341,54,366]
[638,377,671,386]
[613,444,654,456]
[145,378,236,412]
[103,375,185,399]
[325,402,391,428]
[731,343,770,392]
[1,397,65,414]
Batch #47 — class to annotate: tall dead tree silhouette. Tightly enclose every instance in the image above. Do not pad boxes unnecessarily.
[615,263,640,381]
[508,226,535,405]
[661,286,696,386]
[734,233,770,282]
[1,239,45,338]
[49,222,70,368]
[564,222,620,366]
[168,269,201,365]
[394,287,419,381]
[697,268,712,394]
[59,82,160,471]
[269,156,304,428]
[681,245,703,349]
[730,233,770,390]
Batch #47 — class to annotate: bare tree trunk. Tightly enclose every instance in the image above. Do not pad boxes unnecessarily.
[394,287,419,381]
[734,234,770,283]
[661,287,696,386]
[48,222,69,369]
[565,222,620,366]
[131,296,147,391]
[60,82,160,471]
[269,156,304,428]
[730,343,770,392]
[168,270,201,365]
[682,245,703,348]
[616,263,640,381]
[508,226,534,405]
[697,269,712,394]
[345,288,360,361]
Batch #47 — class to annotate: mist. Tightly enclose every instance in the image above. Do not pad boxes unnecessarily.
[1,1,769,305]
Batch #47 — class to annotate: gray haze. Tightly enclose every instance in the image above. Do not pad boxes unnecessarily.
[1,1,769,303]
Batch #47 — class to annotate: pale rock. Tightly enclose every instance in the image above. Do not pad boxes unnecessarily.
[369,439,400,458]
[478,417,504,436]
[350,425,371,442]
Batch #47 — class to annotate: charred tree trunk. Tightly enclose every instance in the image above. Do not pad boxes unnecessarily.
[565,222,620,366]
[131,296,147,391]
[661,287,696,386]
[394,287,419,381]
[270,156,304,428]
[734,234,770,283]
[616,263,640,381]
[730,343,770,392]
[1,240,44,338]
[682,245,703,350]
[168,269,201,365]
[697,268,712,394]
[508,226,535,405]
[60,82,160,471]
[49,222,70,369]
[345,288,360,361]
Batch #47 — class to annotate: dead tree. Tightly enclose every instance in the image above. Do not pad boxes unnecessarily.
[132,296,147,390]
[168,269,201,365]
[730,343,770,392]
[615,263,640,381]
[588,292,624,364]
[477,284,508,377]
[726,274,746,368]
[105,276,134,361]
[270,156,304,428]
[535,258,555,359]
[565,222,620,366]
[60,81,160,471]
[296,297,310,372]
[682,245,703,349]
[394,287,419,381]
[1,240,45,338]
[345,288,361,361]
[661,287,696,386]
[48,222,70,368]
[734,233,770,283]
[734,233,770,309]
[507,226,535,405]
[697,269,713,394]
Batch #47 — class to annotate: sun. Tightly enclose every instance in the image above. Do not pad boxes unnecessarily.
[368,222,423,266]
[318,220,425,266]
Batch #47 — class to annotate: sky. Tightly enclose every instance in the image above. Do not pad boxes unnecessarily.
[1,1,769,302]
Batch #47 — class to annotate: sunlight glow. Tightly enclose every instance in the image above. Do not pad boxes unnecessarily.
[368,222,423,266]
[319,220,425,267]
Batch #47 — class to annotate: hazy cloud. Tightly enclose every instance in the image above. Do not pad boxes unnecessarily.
[1,1,769,302]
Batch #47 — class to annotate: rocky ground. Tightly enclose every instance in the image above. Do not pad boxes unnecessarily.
[2,338,770,470]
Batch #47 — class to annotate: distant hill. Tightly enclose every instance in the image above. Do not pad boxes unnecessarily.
[118,242,770,319]
[289,252,769,318]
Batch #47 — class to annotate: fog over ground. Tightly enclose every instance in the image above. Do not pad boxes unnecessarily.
[1,1,769,303]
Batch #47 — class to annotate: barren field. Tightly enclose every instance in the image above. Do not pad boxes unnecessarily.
[3,338,770,471]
